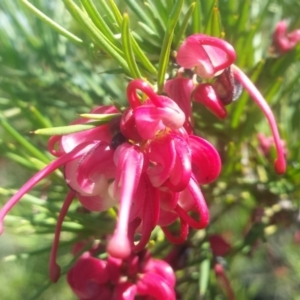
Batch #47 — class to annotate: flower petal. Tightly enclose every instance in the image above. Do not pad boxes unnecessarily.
[177,34,236,78]
[146,135,176,187]
[137,272,176,300]
[189,135,221,184]
[143,258,176,288]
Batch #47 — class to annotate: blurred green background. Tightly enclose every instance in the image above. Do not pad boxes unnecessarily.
[1,0,300,299]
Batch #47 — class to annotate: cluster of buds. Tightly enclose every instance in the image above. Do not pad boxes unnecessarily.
[0,33,287,290]
[67,244,176,300]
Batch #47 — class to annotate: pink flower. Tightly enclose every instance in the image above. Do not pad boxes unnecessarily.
[176,34,236,79]
[67,249,176,300]
[67,253,112,300]
[0,79,222,278]
[107,80,222,255]
[273,20,300,54]
[174,34,286,174]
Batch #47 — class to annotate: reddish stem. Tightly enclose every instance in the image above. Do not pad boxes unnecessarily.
[49,190,76,282]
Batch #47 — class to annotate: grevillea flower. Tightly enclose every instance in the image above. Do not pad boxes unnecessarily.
[0,79,222,280]
[106,79,221,257]
[174,34,286,174]
[272,20,300,54]
[67,248,176,300]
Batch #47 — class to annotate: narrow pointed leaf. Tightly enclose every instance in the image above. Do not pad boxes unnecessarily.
[157,0,184,93]
[62,0,129,73]
[80,0,117,45]
[0,114,49,163]
[205,1,223,37]
[20,0,83,45]
[122,13,142,79]
[174,3,196,50]
[33,122,104,136]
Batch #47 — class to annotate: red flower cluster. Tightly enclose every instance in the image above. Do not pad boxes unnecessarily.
[67,246,176,300]
[0,33,287,292]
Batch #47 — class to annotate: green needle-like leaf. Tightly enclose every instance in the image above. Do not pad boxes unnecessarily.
[174,2,196,49]
[157,0,184,93]
[121,14,142,79]
[0,114,50,163]
[20,0,83,45]
[79,113,121,120]
[192,0,203,33]
[108,0,123,27]
[199,258,211,297]
[80,0,118,46]
[33,122,105,136]
[205,1,223,37]
[62,0,129,73]
[124,0,158,37]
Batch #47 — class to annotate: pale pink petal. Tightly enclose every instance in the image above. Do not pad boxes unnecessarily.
[78,193,117,212]
[156,96,185,129]
[76,143,115,195]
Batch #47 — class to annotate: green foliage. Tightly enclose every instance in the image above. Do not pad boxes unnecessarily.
[1,0,300,299]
